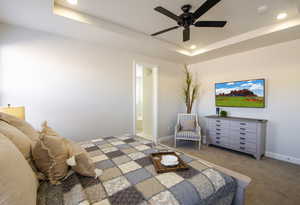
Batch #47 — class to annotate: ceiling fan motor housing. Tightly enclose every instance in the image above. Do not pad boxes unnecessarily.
[179,5,195,28]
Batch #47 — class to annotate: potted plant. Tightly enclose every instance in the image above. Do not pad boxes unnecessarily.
[183,65,199,113]
[220,110,228,117]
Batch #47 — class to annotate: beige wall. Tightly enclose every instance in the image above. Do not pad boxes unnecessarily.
[192,39,300,163]
[0,24,185,141]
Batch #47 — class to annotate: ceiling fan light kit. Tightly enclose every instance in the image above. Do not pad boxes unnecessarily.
[151,0,227,42]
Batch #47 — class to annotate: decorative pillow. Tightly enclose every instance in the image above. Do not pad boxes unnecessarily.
[66,141,102,177]
[0,133,39,205]
[41,121,59,136]
[32,134,69,184]
[181,119,195,131]
[0,120,32,160]
[0,112,39,142]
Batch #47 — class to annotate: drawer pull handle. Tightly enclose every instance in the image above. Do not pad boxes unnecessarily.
[240,123,246,125]
[240,133,246,135]
[216,137,220,139]
[216,120,220,122]
[216,141,220,144]
[240,137,245,140]
[216,133,220,135]
[216,124,221,127]
[240,142,245,145]
[240,128,246,130]
[216,129,221,131]
[240,147,245,150]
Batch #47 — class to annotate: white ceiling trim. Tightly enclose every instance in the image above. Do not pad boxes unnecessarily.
[53,4,187,54]
[53,3,300,58]
[190,17,300,56]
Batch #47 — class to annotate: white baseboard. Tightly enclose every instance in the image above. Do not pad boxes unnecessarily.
[265,152,300,165]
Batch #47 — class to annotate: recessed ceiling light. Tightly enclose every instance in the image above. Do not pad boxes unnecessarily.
[190,45,197,49]
[277,13,287,20]
[67,0,78,5]
[257,5,268,15]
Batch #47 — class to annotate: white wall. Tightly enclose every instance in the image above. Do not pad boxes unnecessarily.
[0,24,185,141]
[192,39,300,162]
[142,67,153,137]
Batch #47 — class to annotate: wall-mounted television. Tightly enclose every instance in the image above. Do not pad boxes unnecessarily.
[215,79,265,108]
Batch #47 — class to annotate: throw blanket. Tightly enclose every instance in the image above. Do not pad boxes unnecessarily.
[37,135,237,205]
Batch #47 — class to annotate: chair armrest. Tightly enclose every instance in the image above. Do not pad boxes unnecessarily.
[175,124,180,132]
[174,124,180,137]
[195,125,201,136]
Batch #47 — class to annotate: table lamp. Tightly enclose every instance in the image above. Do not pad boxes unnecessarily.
[0,104,25,120]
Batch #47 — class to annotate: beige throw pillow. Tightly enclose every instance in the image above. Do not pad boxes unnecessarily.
[32,134,69,184]
[0,133,39,205]
[66,141,102,177]
[181,119,195,131]
[0,120,32,160]
[0,112,39,142]
[41,121,59,136]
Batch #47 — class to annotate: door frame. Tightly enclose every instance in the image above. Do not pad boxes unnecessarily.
[132,61,158,144]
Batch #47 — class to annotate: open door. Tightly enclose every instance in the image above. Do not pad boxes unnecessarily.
[133,62,158,144]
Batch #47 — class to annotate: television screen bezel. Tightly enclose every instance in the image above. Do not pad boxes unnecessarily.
[215,78,266,108]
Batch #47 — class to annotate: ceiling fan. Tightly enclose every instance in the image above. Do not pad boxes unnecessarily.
[151,0,227,42]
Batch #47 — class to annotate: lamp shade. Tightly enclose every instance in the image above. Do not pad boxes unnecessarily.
[0,106,25,120]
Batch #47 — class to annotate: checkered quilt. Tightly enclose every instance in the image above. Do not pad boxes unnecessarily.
[37,135,237,205]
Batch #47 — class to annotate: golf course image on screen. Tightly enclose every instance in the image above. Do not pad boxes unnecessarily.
[215,79,265,108]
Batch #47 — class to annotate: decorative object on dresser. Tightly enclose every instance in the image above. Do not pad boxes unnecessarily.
[216,107,220,116]
[205,115,267,160]
[175,113,202,149]
[220,110,228,117]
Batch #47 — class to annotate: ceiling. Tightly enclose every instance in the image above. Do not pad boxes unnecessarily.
[0,0,300,63]
[56,0,300,49]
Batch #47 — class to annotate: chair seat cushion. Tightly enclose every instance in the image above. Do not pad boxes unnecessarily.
[176,131,200,140]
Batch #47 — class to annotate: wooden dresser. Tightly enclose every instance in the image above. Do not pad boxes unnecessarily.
[205,115,267,160]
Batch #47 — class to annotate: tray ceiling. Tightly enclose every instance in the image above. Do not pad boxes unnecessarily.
[56,0,300,49]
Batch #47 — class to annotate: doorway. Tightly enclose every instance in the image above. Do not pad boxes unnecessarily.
[133,62,158,144]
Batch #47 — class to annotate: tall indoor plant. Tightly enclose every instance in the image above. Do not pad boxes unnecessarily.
[183,65,199,113]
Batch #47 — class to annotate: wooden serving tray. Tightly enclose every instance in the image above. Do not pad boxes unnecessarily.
[150,152,189,173]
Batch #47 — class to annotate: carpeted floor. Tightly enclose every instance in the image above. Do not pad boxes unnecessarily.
[161,138,300,205]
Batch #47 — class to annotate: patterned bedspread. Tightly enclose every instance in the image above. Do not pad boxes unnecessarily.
[37,135,237,205]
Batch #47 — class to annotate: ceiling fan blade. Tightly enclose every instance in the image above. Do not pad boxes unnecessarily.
[154,6,180,22]
[194,21,227,27]
[151,26,180,36]
[183,27,190,42]
[193,0,222,20]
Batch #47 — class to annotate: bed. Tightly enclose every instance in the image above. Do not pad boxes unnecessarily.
[37,135,251,205]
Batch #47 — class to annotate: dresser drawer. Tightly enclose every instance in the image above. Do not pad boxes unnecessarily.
[230,121,257,133]
[233,145,257,154]
[210,135,227,141]
[211,138,229,147]
[232,134,256,143]
[230,130,257,141]
[208,127,229,136]
[209,119,229,128]
[233,141,256,149]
